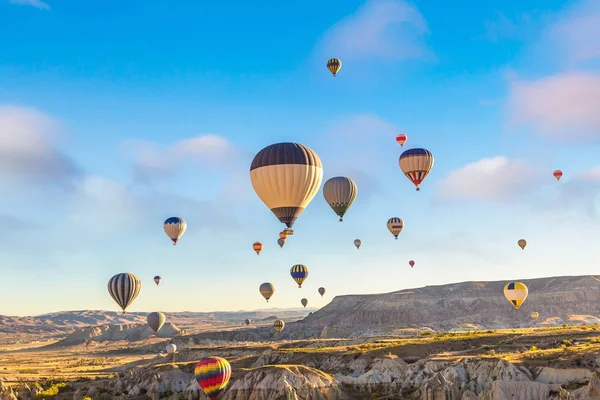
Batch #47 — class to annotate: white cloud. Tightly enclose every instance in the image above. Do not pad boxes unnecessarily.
[8,0,50,9]
[318,0,430,61]
[548,0,600,66]
[124,134,241,182]
[0,105,80,185]
[507,72,600,141]
[436,156,540,202]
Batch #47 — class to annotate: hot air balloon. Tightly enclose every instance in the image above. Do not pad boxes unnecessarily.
[354,239,361,249]
[283,228,294,236]
[318,287,326,297]
[323,177,358,222]
[274,319,285,332]
[260,282,275,302]
[396,133,407,147]
[553,170,563,180]
[108,273,142,313]
[301,298,308,308]
[326,58,342,76]
[245,319,251,326]
[409,260,415,268]
[531,312,539,320]
[163,217,187,245]
[147,312,166,333]
[277,238,286,248]
[290,264,308,288]
[503,282,529,310]
[518,239,527,250]
[252,242,263,255]
[166,343,177,354]
[279,232,287,240]
[250,142,323,231]
[154,276,161,286]
[399,148,434,191]
[387,217,404,239]
[195,357,231,400]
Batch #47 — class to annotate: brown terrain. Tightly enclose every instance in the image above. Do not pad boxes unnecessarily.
[1,275,600,399]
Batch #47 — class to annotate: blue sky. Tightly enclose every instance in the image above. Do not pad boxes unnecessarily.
[1,0,600,316]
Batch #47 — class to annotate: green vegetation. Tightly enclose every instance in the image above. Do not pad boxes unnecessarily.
[18,368,39,374]
[35,382,68,399]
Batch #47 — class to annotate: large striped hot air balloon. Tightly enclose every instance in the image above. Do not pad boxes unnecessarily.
[396,133,407,147]
[252,242,263,255]
[107,273,142,313]
[387,217,404,239]
[503,282,528,310]
[260,282,275,302]
[290,264,308,288]
[147,312,166,333]
[250,143,323,232]
[274,319,285,332]
[163,217,187,245]
[399,148,434,191]
[323,176,358,222]
[326,58,342,76]
[194,357,231,400]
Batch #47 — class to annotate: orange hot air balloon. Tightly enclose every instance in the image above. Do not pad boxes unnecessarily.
[396,133,407,147]
[279,232,287,240]
[194,357,231,399]
[252,242,263,255]
[409,260,415,268]
[553,170,563,180]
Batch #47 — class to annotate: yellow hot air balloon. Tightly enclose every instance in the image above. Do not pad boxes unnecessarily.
[531,312,539,320]
[326,58,342,76]
[399,148,434,191]
[503,282,528,310]
[252,242,263,255]
[250,143,323,231]
[274,319,285,332]
[323,176,358,222]
[387,217,404,239]
[260,282,275,302]
[518,239,527,250]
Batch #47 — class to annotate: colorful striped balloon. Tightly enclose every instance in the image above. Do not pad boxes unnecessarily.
[194,357,232,400]
[290,264,308,288]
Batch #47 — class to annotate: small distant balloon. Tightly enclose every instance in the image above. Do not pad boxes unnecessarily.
[553,170,563,180]
[279,232,287,240]
[274,319,285,332]
[318,287,326,297]
[260,282,275,302]
[399,148,434,191]
[387,217,404,239]
[518,239,527,250]
[531,312,539,320]
[166,344,177,354]
[253,242,263,255]
[396,133,407,147]
[503,282,529,310]
[290,264,309,288]
[163,217,187,245]
[354,239,362,249]
[326,58,342,76]
[277,238,286,248]
[147,311,166,333]
[301,298,308,308]
[154,276,161,286]
[409,260,415,268]
[245,319,251,326]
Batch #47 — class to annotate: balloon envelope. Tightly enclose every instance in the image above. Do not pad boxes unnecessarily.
[290,264,308,288]
[518,239,527,250]
[154,276,161,286]
[553,170,563,180]
[326,58,342,76]
[318,287,326,297]
[504,282,529,310]
[323,176,358,221]
[301,298,308,307]
[409,260,415,267]
[250,142,323,229]
[260,282,275,302]
[163,217,187,245]
[399,148,434,191]
[108,273,142,312]
[396,133,407,146]
[354,239,361,249]
[194,357,231,400]
[166,344,177,354]
[387,217,404,239]
[147,312,166,333]
[245,319,251,326]
[277,238,286,248]
[531,312,539,320]
[252,242,263,255]
[274,319,285,332]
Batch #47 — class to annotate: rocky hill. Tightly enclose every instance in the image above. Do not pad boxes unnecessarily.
[176,275,600,342]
